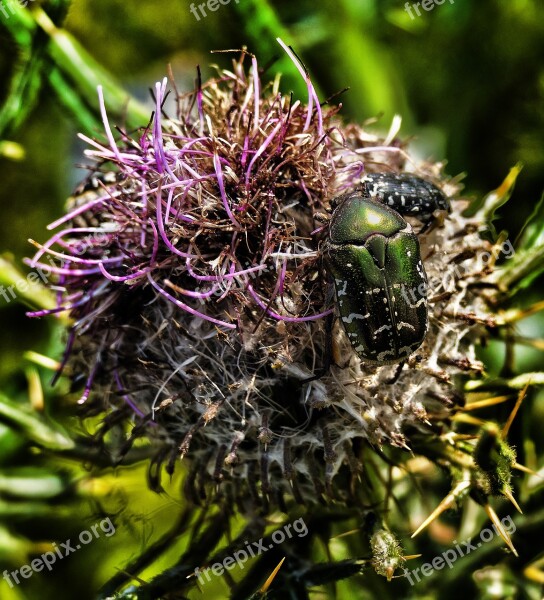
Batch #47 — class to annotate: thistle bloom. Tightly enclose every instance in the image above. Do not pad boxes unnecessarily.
[28,43,501,512]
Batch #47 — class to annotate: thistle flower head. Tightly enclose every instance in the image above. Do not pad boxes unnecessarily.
[28,44,503,510]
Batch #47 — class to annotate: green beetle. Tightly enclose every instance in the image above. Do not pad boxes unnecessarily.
[324,187,429,364]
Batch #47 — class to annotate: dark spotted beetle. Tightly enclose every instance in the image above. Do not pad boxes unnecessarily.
[324,172,450,364]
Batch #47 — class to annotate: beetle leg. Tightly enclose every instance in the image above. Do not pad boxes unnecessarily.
[384,361,405,384]
[313,211,330,223]
[417,208,449,235]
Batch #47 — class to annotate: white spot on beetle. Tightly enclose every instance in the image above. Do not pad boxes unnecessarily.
[335,279,348,297]
[342,312,370,324]
[374,324,392,335]
[377,348,397,361]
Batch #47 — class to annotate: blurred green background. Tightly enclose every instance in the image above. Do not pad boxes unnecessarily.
[0,1,543,598]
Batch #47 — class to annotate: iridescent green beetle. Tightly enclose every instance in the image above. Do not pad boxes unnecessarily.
[324,174,447,363]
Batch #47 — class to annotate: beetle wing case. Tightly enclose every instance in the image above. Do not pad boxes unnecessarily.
[325,193,428,363]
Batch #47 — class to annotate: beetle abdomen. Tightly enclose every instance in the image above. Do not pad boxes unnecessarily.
[361,172,450,218]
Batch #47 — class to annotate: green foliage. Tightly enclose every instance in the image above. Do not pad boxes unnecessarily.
[0,1,543,599]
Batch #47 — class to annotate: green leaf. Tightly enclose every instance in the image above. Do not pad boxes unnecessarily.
[0,254,58,313]
[0,393,74,451]
[490,243,544,295]
[0,467,69,499]
[514,189,544,251]
[0,3,150,135]
[33,7,152,132]
[473,163,523,239]
[0,21,45,136]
